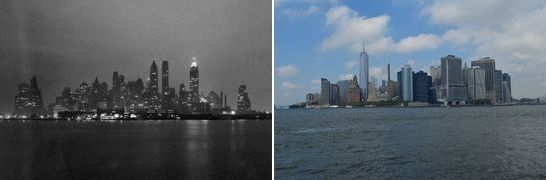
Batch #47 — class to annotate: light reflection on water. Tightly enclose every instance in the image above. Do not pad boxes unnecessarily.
[0,119,271,179]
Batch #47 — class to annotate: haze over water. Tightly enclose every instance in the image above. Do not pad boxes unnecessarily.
[275,105,546,179]
[0,120,271,179]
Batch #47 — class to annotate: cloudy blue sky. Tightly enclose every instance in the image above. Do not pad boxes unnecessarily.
[275,0,545,106]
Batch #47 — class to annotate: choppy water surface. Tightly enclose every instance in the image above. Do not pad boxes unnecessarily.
[0,120,271,179]
[275,105,546,179]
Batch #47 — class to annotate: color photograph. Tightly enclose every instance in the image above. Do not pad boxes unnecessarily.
[275,0,545,179]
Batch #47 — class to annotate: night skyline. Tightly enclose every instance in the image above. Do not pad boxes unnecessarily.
[10,58,265,118]
[0,0,272,113]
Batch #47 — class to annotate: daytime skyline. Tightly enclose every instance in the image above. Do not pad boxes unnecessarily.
[275,0,545,105]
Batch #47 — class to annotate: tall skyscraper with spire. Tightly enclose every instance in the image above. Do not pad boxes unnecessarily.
[359,43,369,102]
[161,60,169,95]
[146,60,161,109]
[189,57,199,107]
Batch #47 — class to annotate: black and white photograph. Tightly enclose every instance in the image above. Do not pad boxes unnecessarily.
[0,0,271,179]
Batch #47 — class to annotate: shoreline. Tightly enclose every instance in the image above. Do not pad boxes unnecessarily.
[0,113,272,121]
[278,103,545,109]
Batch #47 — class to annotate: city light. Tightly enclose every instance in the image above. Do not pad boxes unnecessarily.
[11,60,261,120]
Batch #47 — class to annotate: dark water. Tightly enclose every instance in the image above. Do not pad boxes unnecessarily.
[0,120,271,179]
[275,105,546,179]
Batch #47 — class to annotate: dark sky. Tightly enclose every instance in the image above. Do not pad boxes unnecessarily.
[0,0,272,113]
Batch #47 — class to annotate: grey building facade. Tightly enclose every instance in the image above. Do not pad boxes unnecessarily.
[441,55,468,105]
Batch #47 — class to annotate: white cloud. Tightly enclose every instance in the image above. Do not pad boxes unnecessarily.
[282,6,321,18]
[345,60,358,69]
[338,74,354,80]
[395,34,441,53]
[281,81,301,89]
[421,0,545,97]
[311,79,321,84]
[321,6,442,54]
[321,6,390,52]
[277,64,298,77]
[276,0,339,10]
[421,0,542,27]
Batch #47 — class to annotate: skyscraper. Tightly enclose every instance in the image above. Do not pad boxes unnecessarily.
[207,91,222,111]
[397,71,403,99]
[337,80,349,104]
[401,65,413,101]
[503,73,512,103]
[464,68,486,101]
[112,72,119,92]
[160,60,176,110]
[441,55,467,105]
[494,70,503,104]
[237,85,251,113]
[367,82,378,102]
[146,61,161,109]
[15,76,45,117]
[386,80,398,99]
[161,60,169,95]
[413,71,432,102]
[359,44,369,102]
[149,61,159,94]
[320,78,331,105]
[430,65,442,99]
[471,57,495,102]
[178,83,189,113]
[387,63,391,81]
[347,75,361,104]
[330,84,340,105]
[189,57,200,107]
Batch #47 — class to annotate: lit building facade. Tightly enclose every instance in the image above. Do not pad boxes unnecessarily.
[237,85,251,113]
[161,61,169,94]
[15,76,45,117]
[147,61,161,109]
[189,57,199,109]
